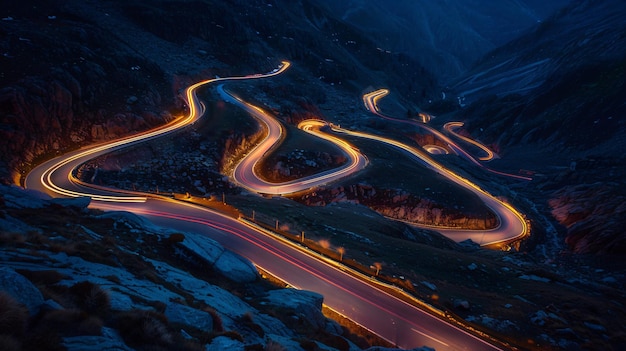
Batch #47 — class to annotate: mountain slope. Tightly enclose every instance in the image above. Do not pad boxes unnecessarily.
[315,0,571,80]
[445,0,626,254]
[0,0,437,184]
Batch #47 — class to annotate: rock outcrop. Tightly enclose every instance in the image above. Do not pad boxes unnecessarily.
[297,183,498,230]
[0,5,175,184]
[549,181,626,254]
[0,267,44,316]
[0,184,361,350]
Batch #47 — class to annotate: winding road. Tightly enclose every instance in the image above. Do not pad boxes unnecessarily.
[220,87,367,195]
[363,89,532,181]
[24,62,509,350]
[328,124,527,246]
[360,89,529,245]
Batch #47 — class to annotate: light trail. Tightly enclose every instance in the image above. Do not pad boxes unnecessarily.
[220,89,367,195]
[24,62,508,350]
[363,89,532,181]
[93,199,504,351]
[443,121,496,161]
[328,124,528,246]
[29,62,291,202]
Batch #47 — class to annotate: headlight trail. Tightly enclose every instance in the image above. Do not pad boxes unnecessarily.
[220,88,367,195]
[363,89,532,181]
[27,62,291,202]
[326,124,528,246]
[23,62,509,350]
[443,121,495,161]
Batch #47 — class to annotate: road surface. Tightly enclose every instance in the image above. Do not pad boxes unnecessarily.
[363,89,531,181]
[220,88,368,195]
[24,63,506,350]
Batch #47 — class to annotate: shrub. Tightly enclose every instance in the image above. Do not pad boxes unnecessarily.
[38,309,103,336]
[69,281,110,315]
[238,311,264,337]
[204,307,223,332]
[115,309,173,348]
[167,233,185,244]
[0,291,28,337]
[265,339,286,351]
[0,334,21,351]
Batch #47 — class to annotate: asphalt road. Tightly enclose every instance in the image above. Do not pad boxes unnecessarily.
[24,62,505,350]
[221,87,367,195]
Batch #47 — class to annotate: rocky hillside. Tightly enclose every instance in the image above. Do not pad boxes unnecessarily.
[316,0,571,80]
[438,0,626,254]
[0,0,437,185]
[296,183,498,230]
[0,184,415,351]
[0,1,181,185]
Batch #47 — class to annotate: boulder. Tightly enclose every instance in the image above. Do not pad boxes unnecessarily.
[164,302,213,332]
[1,185,49,209]
[265,289,326,330]
[205,335,245,351]
[214,250,258,283]
[63,327,133,351]
[179,234,225,265]
[0,267,44,316]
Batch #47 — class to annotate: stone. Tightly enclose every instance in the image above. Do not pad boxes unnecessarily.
[179,234,225,265]
[205,335,245,351]
[165,302,213,332]
[0,267,44,316]
[214,250,258,283]
[265,289,326,331]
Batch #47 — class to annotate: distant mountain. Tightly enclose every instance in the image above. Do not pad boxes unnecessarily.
[315,0,571,80]
[1,0,624,257]
[447,0,626,254]
[0,0,437,184]
[451,0,626,103]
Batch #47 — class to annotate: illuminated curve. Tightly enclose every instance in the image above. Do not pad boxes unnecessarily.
[26,62,291,202]
[443,121,495,161]
[24,63,505,350]
[219,87,367,195]
[328,124,528,246]
[363,89,531,181]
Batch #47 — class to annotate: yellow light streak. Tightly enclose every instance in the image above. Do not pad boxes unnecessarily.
[37,62,291,202]
[330,124,528,246]
[443,122,496,161]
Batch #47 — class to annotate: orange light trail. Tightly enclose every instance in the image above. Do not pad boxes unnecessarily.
[443,122,496,161]
[329,124,528,246]
[35,62,291,202]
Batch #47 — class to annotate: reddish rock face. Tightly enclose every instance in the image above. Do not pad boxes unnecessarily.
[296,183,498,230]
[549,182,626,254]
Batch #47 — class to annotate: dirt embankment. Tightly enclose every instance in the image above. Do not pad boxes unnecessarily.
[295,183,498,230]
